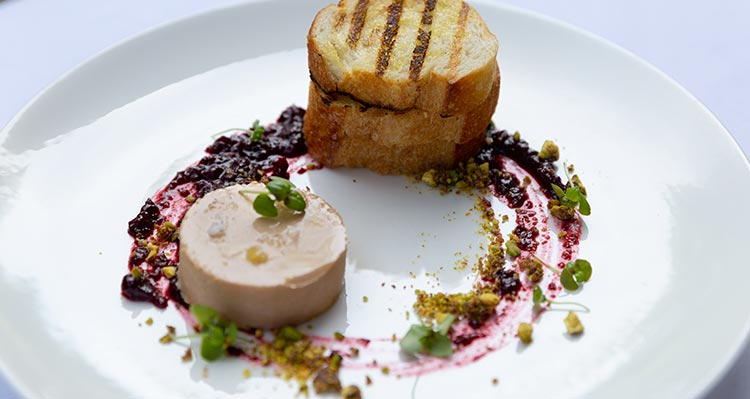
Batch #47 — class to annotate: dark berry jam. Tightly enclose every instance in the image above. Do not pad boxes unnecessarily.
[121,106,307,306]
[127,199,163,239]
[491,170,528,208]
[495,268,522,297]
[478,128,563,198]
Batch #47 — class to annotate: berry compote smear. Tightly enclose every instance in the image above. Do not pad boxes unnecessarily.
[119,106,583,379]
[121,106,307,308]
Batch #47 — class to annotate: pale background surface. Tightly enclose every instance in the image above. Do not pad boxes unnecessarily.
[0,0,747,397]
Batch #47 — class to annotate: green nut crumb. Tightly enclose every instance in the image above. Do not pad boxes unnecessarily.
[131,266,144,280]
[505,240,521,258]
[550,205,576,221]
[517,322,533,344]
[564,311,584,335]
[156,221,178,241]
[538,140,560,161]
[571,174,587,196]
[518,257,544,283]
[342,385,362,399]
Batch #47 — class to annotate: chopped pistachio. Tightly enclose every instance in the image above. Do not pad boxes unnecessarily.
[362,296,369,303]
[312,366,341,394]
[159,332,173,344]
[505,240,521,258]
[342,385,362,399]
[131,266,144,280]
[550,205,576,221]
[564,311,584,334]
[246,246,268,265]
[156,221,178,241]
[538,140,560,161]
[571,174,587,196]
[333,332,345,341]
[381,366,389,375]
[517,322,533,344]
[277,326,303,342]
[145,317,153,326]
[519,257,544,283]
[185,195,196,203]
[478,293,500,307]
[242,369,251,379]
[513,131,521,142]
[145,241,159,262]
[161,266,176,279]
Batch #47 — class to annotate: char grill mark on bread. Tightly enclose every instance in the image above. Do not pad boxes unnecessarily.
[408,0,436,81]
[448,1,469,80]
[347,0,370,47]
[375,0,404,77]
[304,0,500,174]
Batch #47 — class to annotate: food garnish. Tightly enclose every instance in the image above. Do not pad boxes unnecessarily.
[563,311,585,335]
[400,314,455,358]
[517,322,533,344]
[239,176,306,218]
[532,286,590,313]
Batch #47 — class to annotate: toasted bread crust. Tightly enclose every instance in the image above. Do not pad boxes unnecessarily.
[307,0,499,114]
[303,67,500,174]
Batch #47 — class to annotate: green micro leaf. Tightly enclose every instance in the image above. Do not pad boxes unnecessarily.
[201,325,226,361]
[253,193,278,218]
[560,268,579,291]
[578,195,591,215]
[266,177,292,201]
[190,304,219,326]
[565,187,580,202]
[284,190,306,212]
[533,285,546,305]
[225,322,238,346]
[436,314,456,336]
[400,325,432,355]
[551,184,565,200]
[573,259,592,282]
[250,120,264,141]
[423,333,453,358]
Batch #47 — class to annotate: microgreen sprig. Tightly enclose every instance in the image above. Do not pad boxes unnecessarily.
[169,304,240,361]
[210,119,265,141]
[551,183,590,216]
[532,255,593,291]
[240,176,306,218]
[400,315,455,358]
[532,285,590,313]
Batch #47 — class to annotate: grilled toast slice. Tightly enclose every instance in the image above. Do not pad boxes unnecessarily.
[308,0,499,115]
[304,65,499,174]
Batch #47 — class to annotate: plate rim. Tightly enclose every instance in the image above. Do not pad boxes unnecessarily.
[1,1,749,398]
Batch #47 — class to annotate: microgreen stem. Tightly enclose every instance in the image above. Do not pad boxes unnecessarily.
[211,128,250,140]
[172,333,205,340]
[547,300,591,313]
[532,254,561,275]
[238,190,266,196]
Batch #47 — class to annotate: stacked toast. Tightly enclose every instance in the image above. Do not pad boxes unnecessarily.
[304,0,500,174]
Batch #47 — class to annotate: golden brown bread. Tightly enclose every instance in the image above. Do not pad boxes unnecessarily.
[303,0,501,174]
[304,65,499,174]
[307,0,499,114]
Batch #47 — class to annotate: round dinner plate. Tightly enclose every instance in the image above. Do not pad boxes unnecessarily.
[1,0,749,397]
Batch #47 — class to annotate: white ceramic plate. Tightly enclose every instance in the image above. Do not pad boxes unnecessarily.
[1,0,749,398]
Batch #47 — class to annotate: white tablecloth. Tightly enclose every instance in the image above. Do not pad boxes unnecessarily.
[1,1,748,397]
